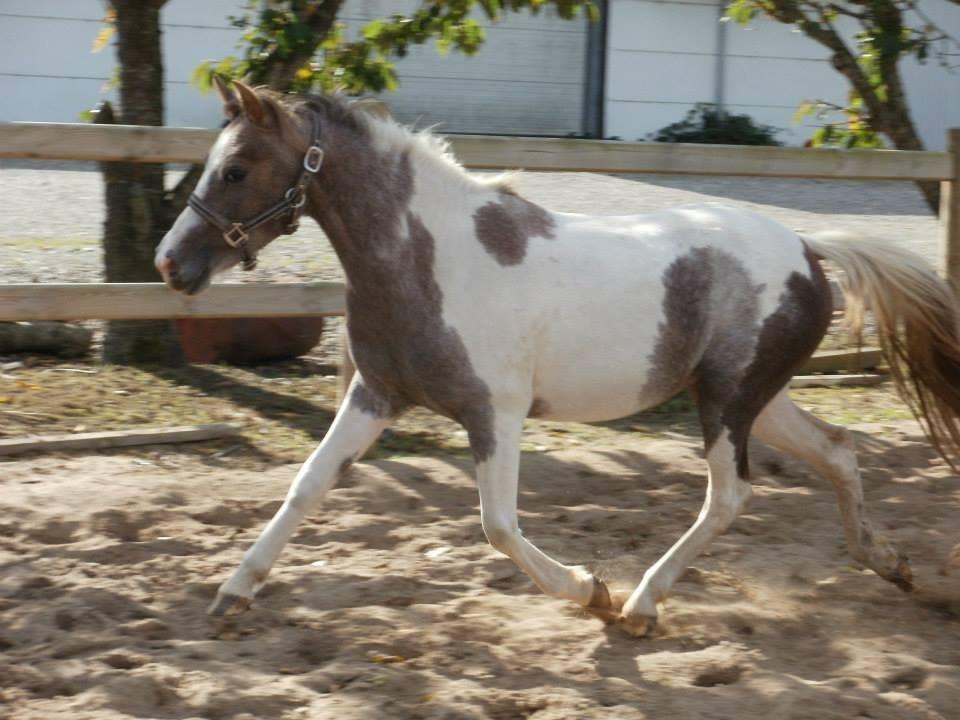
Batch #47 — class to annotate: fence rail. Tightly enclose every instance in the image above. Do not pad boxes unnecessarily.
[0,122,953,181]
[0,283,346,321]
[1,122,957,325]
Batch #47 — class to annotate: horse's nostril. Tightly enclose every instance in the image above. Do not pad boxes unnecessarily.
[159,253,178,278]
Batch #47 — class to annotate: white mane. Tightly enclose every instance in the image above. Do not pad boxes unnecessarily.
[343,97,519,194]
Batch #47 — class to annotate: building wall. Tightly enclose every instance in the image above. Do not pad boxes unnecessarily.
[345,0,588,135]
[605,0,960,150]
[0,0,587,135]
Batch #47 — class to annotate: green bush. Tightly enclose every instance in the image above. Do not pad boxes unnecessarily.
[648,104,782,146]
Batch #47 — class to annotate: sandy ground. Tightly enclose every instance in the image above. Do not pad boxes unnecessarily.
[2,419,960,719]
[2,163,958,718]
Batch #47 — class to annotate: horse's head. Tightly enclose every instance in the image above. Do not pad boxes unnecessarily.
[155,78,319,294]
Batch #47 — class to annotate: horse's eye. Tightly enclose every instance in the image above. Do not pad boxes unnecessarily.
[224,167,247,184]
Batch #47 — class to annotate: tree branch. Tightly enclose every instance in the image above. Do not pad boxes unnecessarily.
[256,0,345,91]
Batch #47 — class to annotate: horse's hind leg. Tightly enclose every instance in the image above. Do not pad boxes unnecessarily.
[752,389,912,589]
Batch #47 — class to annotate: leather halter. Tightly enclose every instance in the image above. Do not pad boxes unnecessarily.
[187,116,324,271]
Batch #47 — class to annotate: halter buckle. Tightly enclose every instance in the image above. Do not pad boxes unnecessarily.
[223,223,249,248]
[303,145,324,173]
[285,186,307,210]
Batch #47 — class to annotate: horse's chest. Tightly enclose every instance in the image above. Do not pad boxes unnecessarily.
[346,298,491,420]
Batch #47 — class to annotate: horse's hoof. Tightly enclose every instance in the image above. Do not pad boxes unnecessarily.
[618,613,657,638]
[890,555,914,592]
[583,576,624,624]
[873,551,913,592]
[208,592,252,617]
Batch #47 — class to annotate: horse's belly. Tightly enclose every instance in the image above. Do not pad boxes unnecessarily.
[530,331,690,423]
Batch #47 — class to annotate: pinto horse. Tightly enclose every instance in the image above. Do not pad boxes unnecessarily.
[156,79,960,636]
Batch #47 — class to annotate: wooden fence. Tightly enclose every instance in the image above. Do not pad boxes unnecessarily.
[1,121,958,324]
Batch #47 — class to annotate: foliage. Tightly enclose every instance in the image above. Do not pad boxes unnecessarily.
[724,0,957,148]
[194,0,597,94]
[724,0,958,209]
[649,104,783,146]
[92,6,116,52]
[792,99,886,149]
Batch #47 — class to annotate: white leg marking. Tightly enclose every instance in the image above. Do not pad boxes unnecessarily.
[620,429,751,633]
[210,380,391,614]
[752,390,911,589]
[475,412,599,606]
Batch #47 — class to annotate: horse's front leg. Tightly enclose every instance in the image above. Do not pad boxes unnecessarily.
[209,380,393,616]
[473,412,613,611]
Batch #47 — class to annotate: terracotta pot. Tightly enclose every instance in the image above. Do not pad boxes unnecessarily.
[175,317,325,365]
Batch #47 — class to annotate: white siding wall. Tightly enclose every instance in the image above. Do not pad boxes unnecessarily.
[899,1,960,152]
[344,0,588,135]
[605,0,721,141]
[722,14,850,143]
[0,0,239,127]
[0,0,586,135]
[605,0,960,149]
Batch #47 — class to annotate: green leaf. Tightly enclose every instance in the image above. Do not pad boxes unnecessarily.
[191,61,215,92]
[724,0,757,26]
[791,101,817,125]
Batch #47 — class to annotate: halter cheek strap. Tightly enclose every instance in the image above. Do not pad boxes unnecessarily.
[187,117,324,271]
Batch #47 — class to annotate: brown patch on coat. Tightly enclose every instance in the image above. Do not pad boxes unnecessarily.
[640,247,716,406]
[473,192,556,266]
[691,251,766,459]
[300,101,497,461]
[720,243,833,477]
[645,244,830,479]
[642,247,764,432]
[348,383,394,418]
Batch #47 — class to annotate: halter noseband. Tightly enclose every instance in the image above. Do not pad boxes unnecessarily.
[187,117,324,271]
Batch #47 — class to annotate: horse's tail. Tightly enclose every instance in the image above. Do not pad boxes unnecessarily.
[803,231,960,469]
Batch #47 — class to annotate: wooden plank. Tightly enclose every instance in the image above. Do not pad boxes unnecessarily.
[0,122,952,181]
[0,423,240,456]
[944,129,960,290]
[0,283,346,321]
[791,373,886,389]
[0,122,217,164]
[450,136,953,181]
[802,348,883,373]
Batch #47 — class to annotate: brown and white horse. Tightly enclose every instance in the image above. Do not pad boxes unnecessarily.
[156,79,960,636]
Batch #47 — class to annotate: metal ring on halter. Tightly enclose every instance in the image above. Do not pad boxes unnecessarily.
[303,146,324,173]
[285,186,307,210]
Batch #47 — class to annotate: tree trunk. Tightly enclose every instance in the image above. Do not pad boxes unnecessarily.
[101,0,182,364]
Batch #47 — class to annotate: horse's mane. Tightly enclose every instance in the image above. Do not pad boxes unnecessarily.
[256,88,517,194]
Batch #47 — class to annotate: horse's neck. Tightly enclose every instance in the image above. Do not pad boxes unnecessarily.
[307,132,493,292]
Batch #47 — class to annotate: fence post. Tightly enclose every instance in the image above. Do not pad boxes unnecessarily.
[944,128,960,288]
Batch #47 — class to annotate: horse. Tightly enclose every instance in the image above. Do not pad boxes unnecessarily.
[155,78,960,636]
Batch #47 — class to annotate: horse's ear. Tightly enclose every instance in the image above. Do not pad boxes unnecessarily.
[213,74,241,119]
[234,80,269,128]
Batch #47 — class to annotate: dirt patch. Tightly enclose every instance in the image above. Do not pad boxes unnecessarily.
[2,410,959,719]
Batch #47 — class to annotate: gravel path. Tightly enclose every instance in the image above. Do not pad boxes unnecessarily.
[0,162,942,285]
